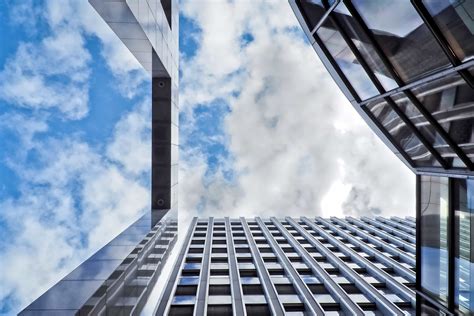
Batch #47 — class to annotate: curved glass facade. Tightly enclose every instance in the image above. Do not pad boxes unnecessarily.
[291,1,474,314]
[292,0,474,176]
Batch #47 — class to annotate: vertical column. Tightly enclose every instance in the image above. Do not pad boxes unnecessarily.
[195,218,214,315]
[154,217,198,315]
[225,217,246,315]
[240,217,285,315]
[256,217,324,315]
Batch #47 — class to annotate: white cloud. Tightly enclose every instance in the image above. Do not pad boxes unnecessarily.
[0,28,91,119]
[179,0,415,220]
[107,99,152,176]
[0,100,151,313]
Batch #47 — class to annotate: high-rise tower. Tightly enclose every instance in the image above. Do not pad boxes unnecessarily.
[156,216,416,315]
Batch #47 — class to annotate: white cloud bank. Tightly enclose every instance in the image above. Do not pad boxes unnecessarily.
[178,0,415,220]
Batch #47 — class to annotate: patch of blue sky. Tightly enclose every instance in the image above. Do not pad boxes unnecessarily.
[46,36,150,147]
[240,32,254,47]
[179,14,200,59]
[181,99,235,183]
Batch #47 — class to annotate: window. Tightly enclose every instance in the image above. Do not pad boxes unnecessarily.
[411,69,474,163]
[352,0,450,82]
[366,98,440,167]
[420,175,449,304]
[332,2,398,91]
[298,0,326,30]
[423,0,474,61]
[316,17,379,100]
[209,285,231,295]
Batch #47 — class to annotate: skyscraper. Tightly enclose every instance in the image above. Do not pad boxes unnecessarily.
[290,0,474,314]
[156,216,416,315]
[19,0,179,314]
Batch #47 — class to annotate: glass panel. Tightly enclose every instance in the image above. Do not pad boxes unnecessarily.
[352,0,450,82]
[420,175,449,304]
[392,92,463,167]
[299,0,326,30]
[367,99,440,167]
[317,17,379,100]
[332,3,398,91]
[412,68,474,162]
[453,179,474,313]
[423,0,474,61]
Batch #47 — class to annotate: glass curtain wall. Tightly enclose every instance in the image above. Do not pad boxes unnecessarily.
[295,0,474,174]
[419,175,449,304]
[419,175,474,313]
[453,178,474,313]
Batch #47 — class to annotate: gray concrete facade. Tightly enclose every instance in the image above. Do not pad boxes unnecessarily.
[156,217,417,315]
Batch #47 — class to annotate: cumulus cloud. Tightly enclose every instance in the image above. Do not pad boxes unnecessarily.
[0,28,91,119]
[0,1,154,313]
[0,100,151,313]
[179,0,415,219]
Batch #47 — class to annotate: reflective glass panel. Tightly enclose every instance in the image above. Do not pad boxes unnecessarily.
[367,99,440,167]
[317,17,379,100]
[412,69,474,162]
[391,92,462,167]
[352,0,450,82]
[423,0,474,61]
[299,0,326,30]
[453,179,474,313]
[333,3,398,91]
[420,175,449,304]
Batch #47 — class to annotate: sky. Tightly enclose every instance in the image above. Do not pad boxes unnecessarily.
[0,0,414,315]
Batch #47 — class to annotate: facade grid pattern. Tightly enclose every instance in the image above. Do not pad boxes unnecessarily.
[156,217,417,316]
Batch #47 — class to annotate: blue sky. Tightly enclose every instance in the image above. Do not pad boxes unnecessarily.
[0,1,415,314]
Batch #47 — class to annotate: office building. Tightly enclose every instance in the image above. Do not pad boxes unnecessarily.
[290,0,474,314]
[19,0,179,314]
[156,216,416,315]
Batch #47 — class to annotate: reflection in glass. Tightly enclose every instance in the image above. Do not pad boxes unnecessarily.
[391,93,462,168]
[453,179,474,313]
[367,99,438,167]
[172,295,196,305]
[298,0,325,30]
[412,69,474,162]
[352,0,450,82]
[317,18,379,100]
[420,175,449,304]
[423,0,474,61]
[332,3,398,91]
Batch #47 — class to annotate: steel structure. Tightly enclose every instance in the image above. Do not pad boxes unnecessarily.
[156,217,416,315]
[290,1,474,314]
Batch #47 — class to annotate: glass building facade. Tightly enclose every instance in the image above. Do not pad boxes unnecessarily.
[19,0,180,314]
[156,217,416,315]
[290,0,474,314]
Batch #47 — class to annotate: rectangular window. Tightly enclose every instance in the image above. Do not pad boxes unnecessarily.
[332,2,398,91]
[316,16,379,100]
[423,0,474,61]
[352,0,450,82]
[391,92,461,167]
[419,175,449,304]
[366,99,440,167]
[298,0,326,31]
[411,69,474,163]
